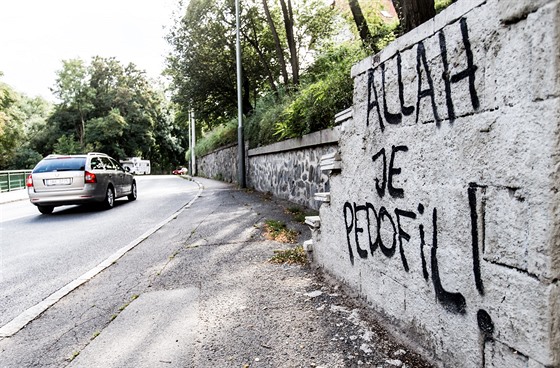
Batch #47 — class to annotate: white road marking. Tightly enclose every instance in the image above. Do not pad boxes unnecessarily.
[0,180,203,338]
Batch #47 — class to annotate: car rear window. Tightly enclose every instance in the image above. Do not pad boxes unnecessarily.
[32,157,87,173]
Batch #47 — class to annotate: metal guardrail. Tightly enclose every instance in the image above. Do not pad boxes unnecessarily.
[0,170,32,192]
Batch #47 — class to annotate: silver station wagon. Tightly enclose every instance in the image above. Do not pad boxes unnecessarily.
[26,152,137,214]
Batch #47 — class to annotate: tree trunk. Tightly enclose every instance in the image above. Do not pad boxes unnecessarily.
[245,18,278,93]
[348,0,374,51]
[393,0,435,34]
[242,70,253,115]
[262,0,289,85]
[279,0,299,85]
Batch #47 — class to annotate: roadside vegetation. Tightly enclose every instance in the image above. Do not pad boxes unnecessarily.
[263,217,308,265]
[263,219,299,244]
[176,0,455,159]
[1,1,454,169]
[269,245,308,265]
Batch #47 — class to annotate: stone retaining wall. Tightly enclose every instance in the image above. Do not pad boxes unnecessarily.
[312,0,560,367]
[197,144,238,184]
[197,128,340,210]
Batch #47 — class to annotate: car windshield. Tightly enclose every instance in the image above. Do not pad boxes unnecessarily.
[33,157,87,173]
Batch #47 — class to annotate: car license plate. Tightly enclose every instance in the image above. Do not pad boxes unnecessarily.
[45,178,72,186]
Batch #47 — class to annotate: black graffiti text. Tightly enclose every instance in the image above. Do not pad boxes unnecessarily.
[372,145,408,199]
[367,17,479,131]
[343,201,467,314]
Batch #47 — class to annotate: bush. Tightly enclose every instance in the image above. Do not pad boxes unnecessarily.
[192,118,238,157]
[245,87,294,148]
[194,42,369,153]
[276,42,367,138]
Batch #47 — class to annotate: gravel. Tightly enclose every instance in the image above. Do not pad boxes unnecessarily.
[148,181,436,367]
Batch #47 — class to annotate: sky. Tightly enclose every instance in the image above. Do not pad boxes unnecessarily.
[0,0,180,101]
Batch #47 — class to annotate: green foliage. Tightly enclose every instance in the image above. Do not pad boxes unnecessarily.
[354,0,398,53]
[11,147,43,169]
[0,80,51,169]
[246,42,367,145]
[278,67,351,137]
[166,0,339,131]
[53,135,84,155]
[269,245,307,265]
[165,1,399,156]
[0,56,185,171]
[47,57,178,166]
[245,88,293,148]
[85,108,128,157]
[435,0,454,13]
[191,118,238,158]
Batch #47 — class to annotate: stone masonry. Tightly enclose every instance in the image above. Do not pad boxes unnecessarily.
[247,144,336,210]
[197,128,340,210]
[197,143,238,184]
[312,0,560,367]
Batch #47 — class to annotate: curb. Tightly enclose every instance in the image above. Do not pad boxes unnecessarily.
[0,181,204,338]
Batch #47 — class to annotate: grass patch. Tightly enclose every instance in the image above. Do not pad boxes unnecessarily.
[112,294,140,320]
[68,351,80,362]
[264,220,298,243]
[269,245,308,265]
[285,206,318,223]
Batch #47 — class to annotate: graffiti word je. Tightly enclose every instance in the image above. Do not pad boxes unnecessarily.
[372,145,408,198]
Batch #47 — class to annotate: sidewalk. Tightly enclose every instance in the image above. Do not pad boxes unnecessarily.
[0,177,433,368]
[0,188,28,204]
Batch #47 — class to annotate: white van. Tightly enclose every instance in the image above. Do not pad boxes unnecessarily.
[120,157,151,175]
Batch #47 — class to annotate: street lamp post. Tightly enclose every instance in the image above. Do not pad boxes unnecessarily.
[190,110,196,176]
[235,0,246,188]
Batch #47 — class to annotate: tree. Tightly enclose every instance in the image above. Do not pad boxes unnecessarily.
[262,0,289,86]
[393,0,435,34]
[166,0,338,128]
[279,0,299,85]
[53,134,84,155]
[0,80,51,169]
[166,0,255,129]
[0,82,25,168]
[348,0,374,49]
[49,57,172,162]
[51,59,94,144]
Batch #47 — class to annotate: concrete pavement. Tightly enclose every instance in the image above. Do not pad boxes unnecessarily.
[0,188,28,204]
[0,177,433,367]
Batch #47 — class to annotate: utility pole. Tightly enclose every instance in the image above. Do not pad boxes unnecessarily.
[190,110,196,176]
[235,0,246,188]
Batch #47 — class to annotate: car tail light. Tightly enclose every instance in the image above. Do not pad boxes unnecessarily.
[85,171,97,183]
[26,174,34,187]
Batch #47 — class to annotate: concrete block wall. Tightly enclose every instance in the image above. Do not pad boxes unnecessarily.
[312,0,560,367]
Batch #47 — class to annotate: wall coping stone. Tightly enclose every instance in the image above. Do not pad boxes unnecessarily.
[351,0,486,77]
[248,126,341,157]
[199,142,238,159]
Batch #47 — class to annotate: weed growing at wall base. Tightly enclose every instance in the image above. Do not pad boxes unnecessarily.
[269,246,308,265]
[286,206,318,223]
[264,219,299,244]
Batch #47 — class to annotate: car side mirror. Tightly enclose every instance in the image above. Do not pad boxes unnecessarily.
[124,167,131,172]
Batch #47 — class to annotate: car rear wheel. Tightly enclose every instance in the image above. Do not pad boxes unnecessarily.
[103,186,115,209]
[38,205,54,215]
[128,181,137,201]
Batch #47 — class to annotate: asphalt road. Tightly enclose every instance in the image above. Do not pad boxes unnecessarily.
[0,175,199,329]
